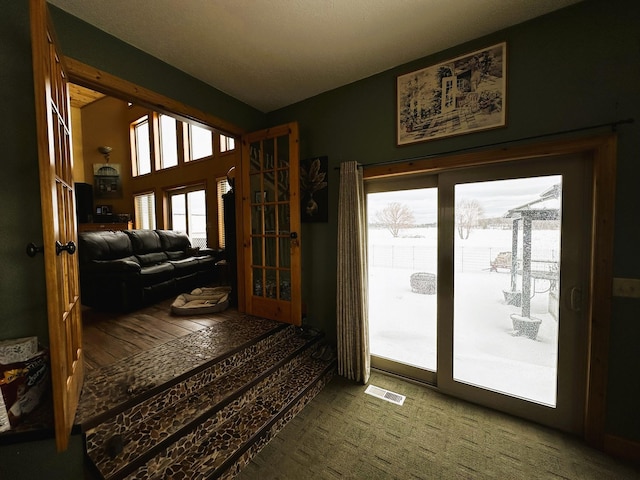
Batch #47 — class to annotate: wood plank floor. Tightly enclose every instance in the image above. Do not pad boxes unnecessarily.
[81,298,244,371]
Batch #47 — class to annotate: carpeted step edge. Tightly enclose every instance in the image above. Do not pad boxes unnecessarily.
[126,349,335,479]
[91,334,324,480]
[216,362,336,480]
[79,322,295,432]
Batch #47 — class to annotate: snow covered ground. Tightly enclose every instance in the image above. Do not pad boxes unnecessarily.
[368,226,560,406]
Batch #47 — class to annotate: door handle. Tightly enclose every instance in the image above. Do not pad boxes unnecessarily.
[26,243,44,257]
[56,240,77,256]
[290,231,299,247]
[570,286,582,312]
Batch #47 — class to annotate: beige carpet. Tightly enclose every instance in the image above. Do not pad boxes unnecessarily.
[238,370,639,479]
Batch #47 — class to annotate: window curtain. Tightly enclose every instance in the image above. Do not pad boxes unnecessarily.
[336,161,370,384]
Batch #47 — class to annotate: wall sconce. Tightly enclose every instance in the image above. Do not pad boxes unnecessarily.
[98,146,112,162]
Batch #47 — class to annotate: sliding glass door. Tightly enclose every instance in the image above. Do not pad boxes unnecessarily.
[367,155,590,433]
[367,179,438,382]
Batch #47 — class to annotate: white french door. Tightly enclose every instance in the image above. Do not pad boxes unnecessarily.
[367,154,591,433]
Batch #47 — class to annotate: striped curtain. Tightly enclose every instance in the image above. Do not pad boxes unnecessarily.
[336,161,370,384]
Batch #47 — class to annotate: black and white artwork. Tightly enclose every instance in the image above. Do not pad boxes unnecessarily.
[397,42,507,145]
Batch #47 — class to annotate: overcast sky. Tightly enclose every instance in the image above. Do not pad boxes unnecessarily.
[367,175,561,224]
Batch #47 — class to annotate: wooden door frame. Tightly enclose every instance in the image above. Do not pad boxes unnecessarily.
[62,57,248,311]
[364,133,616,451]
[63,57,245,138]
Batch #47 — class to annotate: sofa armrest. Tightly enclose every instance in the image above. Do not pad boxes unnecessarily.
[82,259,141,274]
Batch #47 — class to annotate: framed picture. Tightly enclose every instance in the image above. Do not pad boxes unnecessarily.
[300,156,328,223]
[397,42,507,145]
[93,163,123,198]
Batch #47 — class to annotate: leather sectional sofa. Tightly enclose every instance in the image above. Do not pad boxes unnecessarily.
[78,229,224,311]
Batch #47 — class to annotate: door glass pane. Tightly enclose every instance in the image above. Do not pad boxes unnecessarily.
[251,206,262,235]
[264,138,275,170]
[265,237,276,267]
[250,143,261,173]
[278,204,290,234]
[253,268,263,296]
[265,269,277,298]
[171,194,186,232]
[264,206,276,234]
[367,188,438,371]
[279,237,291,268]
[277,169,290,201]
[252,237,262,266]
[277,135,289,167]
[453,176,561,407]
[250,173,262,203]
[280,270,291,301]
[264,171,275,206]
[187,190,206,248]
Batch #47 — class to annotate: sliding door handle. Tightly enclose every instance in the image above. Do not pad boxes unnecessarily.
[570,286,582,312]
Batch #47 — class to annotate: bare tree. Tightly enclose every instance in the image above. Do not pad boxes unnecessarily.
[376,202,415,238]
[456,198,484,239]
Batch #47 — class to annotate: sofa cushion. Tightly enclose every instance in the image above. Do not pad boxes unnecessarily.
[156,230,191,252]
[139,262,175,286]
[166,251,186,260]
[136,251,169,266]
[78,231,133,263]
[169,257,201,275]
[195,255,216,268]
[86,256,141,273]
[125,230,163,254]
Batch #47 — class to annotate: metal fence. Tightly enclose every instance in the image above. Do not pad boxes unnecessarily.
[369,245,557,273]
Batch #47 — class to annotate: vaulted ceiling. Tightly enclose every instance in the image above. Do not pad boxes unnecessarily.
[50,0,582,113]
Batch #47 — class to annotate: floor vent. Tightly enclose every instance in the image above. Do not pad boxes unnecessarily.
[364,384,406,406]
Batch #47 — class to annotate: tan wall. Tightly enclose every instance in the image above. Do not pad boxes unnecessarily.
[71,106,85,182]
[80,96,131,215]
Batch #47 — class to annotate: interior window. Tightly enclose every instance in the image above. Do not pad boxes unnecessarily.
[134,192,156,229]
[158,114,178,169]
[189,124,213,161]
[220,134,236,153]
[132,116,151,176]
[217,177,231,248]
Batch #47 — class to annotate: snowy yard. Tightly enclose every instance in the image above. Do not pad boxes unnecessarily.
[368,227,560,406]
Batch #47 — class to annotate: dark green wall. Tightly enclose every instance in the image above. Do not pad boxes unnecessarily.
[0,2,78,476]
[0,1,49,343]
[267,0,640,442]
